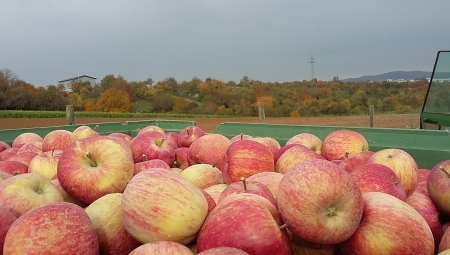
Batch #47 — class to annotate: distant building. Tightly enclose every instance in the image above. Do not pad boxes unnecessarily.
[58,75,97,91]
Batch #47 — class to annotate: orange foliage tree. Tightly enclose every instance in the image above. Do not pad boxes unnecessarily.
[84,99,97,112]
[255,96,273,106]
[96,88,132,112]
[173,97,188,111]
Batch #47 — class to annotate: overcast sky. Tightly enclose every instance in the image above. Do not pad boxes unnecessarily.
[1,1,449,86]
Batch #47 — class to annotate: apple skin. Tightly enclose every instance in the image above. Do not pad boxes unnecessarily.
[107,132,133,145]
[188,134,231,167]
[286,133,323,154]
[321,130,369,161]
[275,144,324,174]
[6,151,38,168]
[50,177,85,207]
[200,189,217,214]
[230,133,254,143]
[0,160,28,175]
[85,193,141,255]
[12,132,43,148]
[218,178,277,207]
[73,125,100,139]
[174,147,190,169]
[129,241,194,255]
[3,202,99,255]
[439,227,450,253]
[204,183,228,204]
[339,192,434,255]
[121,168,208,245]
[42,129,78,152]
[196,193,293,255]
[0,148,19,161]
[416,181,430,197]
[419,168,431,182]
[0,141,11,152]
[406,191,443,251]
[0,173,64,217]
[0,172,13,182]
[273,144,300,166]
[137,125,165,136]
[277,159,363,245]
[251,136,281,154]
[0,206,17,252]
[177,125,205,148]
[427,160,450,218]
[222,140,274,184]
[367,148,419,197]
[57,136,134,204]
[246,171,284,202]
[180,163,224,189]
[28,149,63,179]
[129,131,177,165]
[339,151,375,173]
[197,247,250,254]
[16,141,42,154]
[134,158,171,175]
[349,163,407,201]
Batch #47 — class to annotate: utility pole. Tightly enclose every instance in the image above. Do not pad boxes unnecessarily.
[308,55,316,84]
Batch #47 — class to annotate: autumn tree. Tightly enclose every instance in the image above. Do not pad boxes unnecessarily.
[173,97,188,112]
[96,88,132,112]
[84,99,97,112]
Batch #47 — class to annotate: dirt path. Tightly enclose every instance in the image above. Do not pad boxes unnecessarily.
[0,114,420,133]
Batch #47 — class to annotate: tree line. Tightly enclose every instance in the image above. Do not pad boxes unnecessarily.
[0,69,429,117]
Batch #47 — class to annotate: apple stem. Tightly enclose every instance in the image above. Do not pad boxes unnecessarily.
[440,166,450,178]
[387,154,393,159]
[240,133,244,140]
[51,148,55,156]
[157,139,165,147]
[85,151,97,167]
[94,125,99,131]
[279,223,288,230]
[240,177,247,190]
[13,170,20,176]
[186,127,190,135]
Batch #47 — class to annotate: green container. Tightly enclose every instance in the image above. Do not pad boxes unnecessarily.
[212,122,450,169]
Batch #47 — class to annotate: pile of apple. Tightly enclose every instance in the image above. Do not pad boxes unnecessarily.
[1,124,450,255]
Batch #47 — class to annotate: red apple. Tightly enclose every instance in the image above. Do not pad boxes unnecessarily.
[173,147,190,169]
[275,144,324,174]
[0,148,19,161]
[129,241,194,255]
[367,148,418,197]
[246,171,284,202]
[321,130,369,161]
[0,141,11,153]
[338,151,375,173]
[339,192,434,254]
[416,181,430,197]
[0,172,12,182]
[0,206,17,252]
[16,141,42,154]
[134,158,171,175]
[230,133,254,143]
[129,131,177,165]
[251,136,281,154]
[273,144,300,165]
[0,173,64,217]
[50,177,85,207]
[5,151,37,167]
[164,132,179,148]
[406,191,443,250]
[291,234,337,255]
[85,193,141,254]
[3,202,99,255]
[427,160,450,218]
[197,247,250,254]
[107,132,133,145]
[222,140,274,184]
[180,163,224,189]
[200,189,217,214]
[440,227,450,253]
[0,160,28,175]
[218,177,277,207]
[121,168,208,245]
[277,159,363,244]
[350,163,407,201]
[42,129,78,152]
[57,136,134,204]
[188,133,231,167]
[286,133,323,154]
[177,125,205,148]
[28,149,63,179]
[419,168,431,182]
[12,132,43,148]
[197,193,292,255]
[73,125,100,139]
[204,183,228,204]
[137,125,165,136]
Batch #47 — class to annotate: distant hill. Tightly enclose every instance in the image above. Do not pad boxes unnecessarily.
[341,71,431,82]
